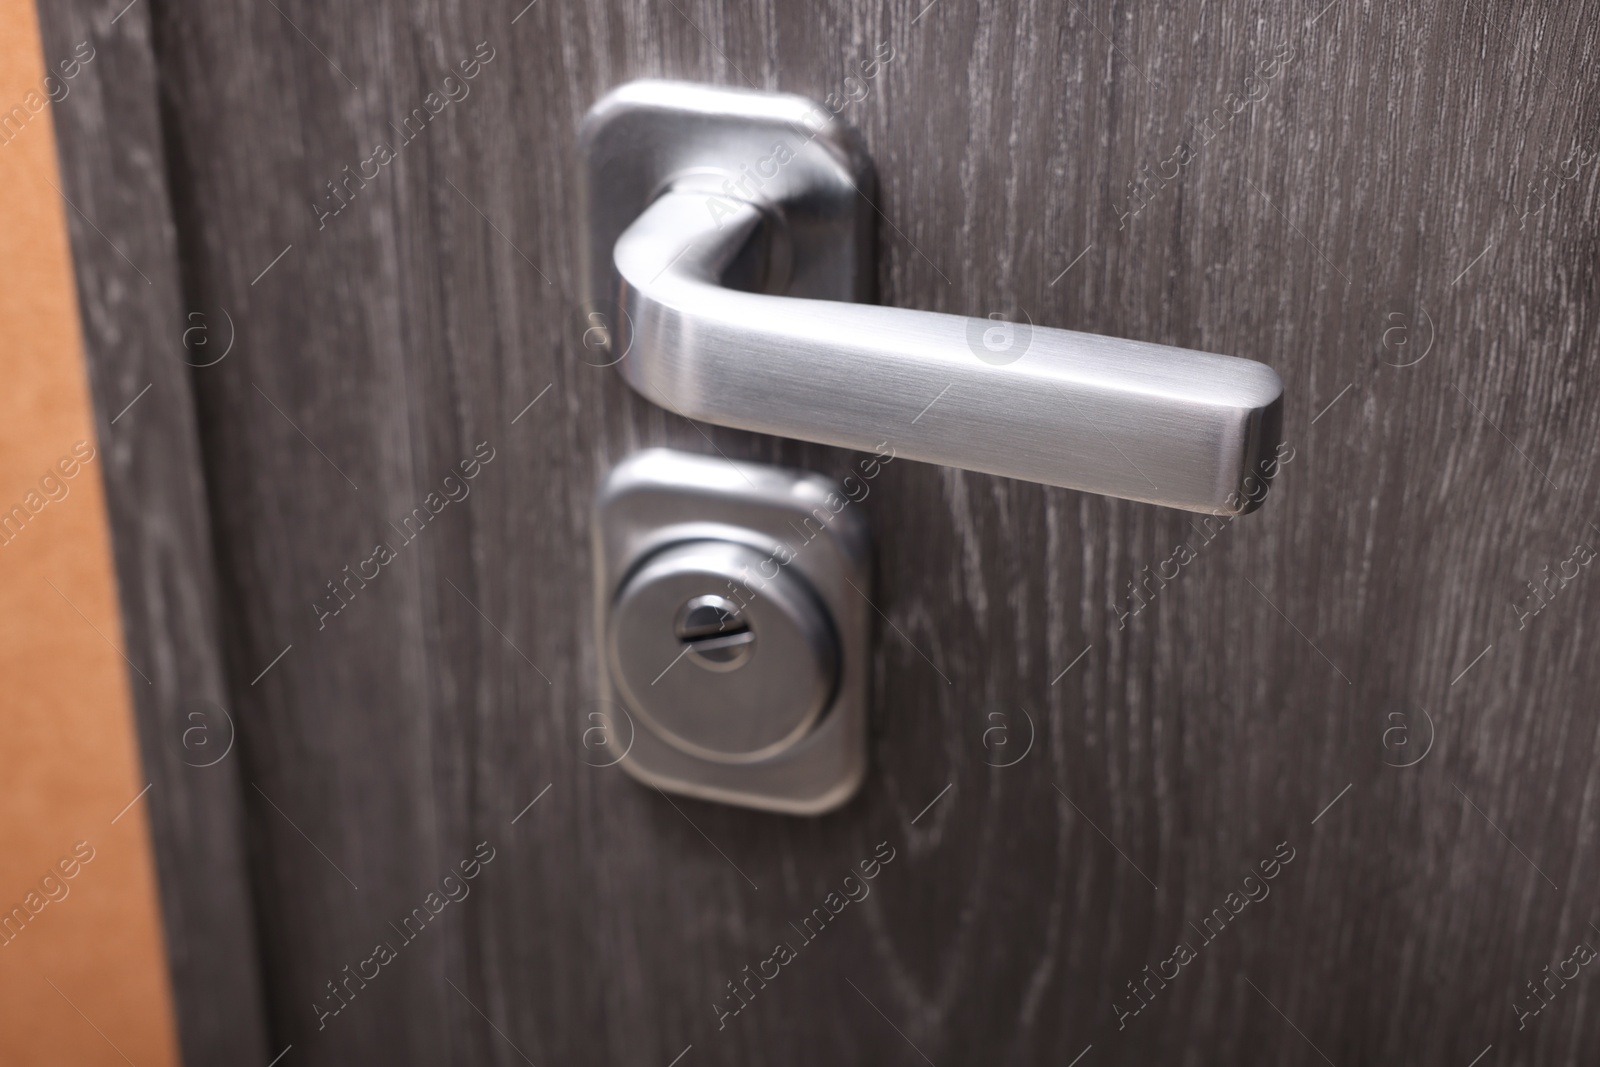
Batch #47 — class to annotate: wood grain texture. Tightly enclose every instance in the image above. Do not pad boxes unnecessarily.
[45,0,1600,1063]
[32,2,271,1064]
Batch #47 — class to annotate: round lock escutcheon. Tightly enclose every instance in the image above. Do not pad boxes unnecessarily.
[607,540,839,763]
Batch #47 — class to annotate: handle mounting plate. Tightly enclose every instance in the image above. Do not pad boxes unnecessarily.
[578,79,875,324]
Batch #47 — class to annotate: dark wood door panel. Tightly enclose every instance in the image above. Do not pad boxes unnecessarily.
[35,2,272,1063]
[42,0,1600,1064]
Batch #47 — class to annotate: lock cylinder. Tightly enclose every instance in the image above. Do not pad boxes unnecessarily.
[607,540,839,764]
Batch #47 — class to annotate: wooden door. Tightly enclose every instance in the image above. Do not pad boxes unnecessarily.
[39,0,1600,1064]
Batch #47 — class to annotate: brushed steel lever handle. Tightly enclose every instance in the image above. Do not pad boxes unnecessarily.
[581,81,1285,515]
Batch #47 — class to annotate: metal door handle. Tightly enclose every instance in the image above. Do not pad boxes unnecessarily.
[581,81,1284,515]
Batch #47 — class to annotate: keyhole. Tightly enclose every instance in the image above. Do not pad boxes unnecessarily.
[675,594,756,672]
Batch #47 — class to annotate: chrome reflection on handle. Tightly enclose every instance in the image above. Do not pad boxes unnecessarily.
[580,80,1284,515]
